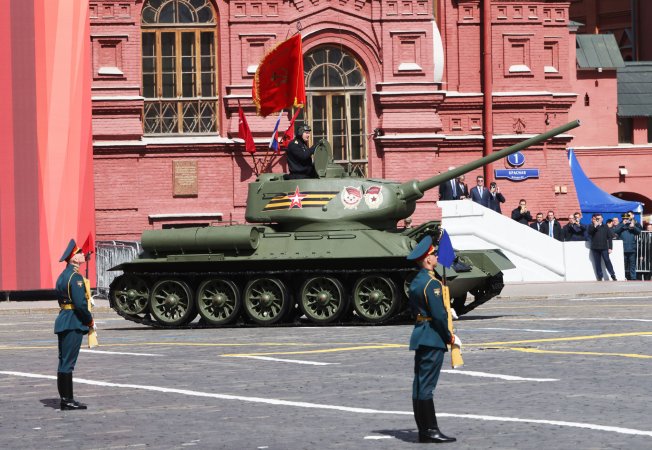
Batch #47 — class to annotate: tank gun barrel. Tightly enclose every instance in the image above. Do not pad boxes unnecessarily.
[399,120,580,202]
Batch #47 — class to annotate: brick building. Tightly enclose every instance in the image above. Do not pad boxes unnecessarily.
[568,0,652,219]
[91,0,587,241]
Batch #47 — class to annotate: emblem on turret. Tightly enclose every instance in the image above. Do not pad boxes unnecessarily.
[364,185,383,209]
[341,186,362,209]
[288,186,306,209]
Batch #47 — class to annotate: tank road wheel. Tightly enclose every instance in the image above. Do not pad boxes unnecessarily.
[196,278,242,326]
[352,276,400,324]
[243,278,289,326]
[149,279,195,326]
[110,275,150,315]
[403,272,416,299]
[299,277,348,324]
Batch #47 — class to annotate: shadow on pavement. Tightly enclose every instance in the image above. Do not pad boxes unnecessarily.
[371,429,418,443]
[40,398,60,409]
[458,315,505,321]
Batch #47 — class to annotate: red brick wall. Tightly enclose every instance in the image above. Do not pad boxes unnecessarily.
[91,0,590,240]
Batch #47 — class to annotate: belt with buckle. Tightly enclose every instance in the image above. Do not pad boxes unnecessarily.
[416,314,432,322]
[60,304,75,310]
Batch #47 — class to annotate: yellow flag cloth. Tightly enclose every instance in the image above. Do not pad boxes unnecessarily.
[83,278,99,348]
[442,285,463,368]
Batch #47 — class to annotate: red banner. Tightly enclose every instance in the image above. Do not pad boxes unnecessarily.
[238,105,256,154]
[280,108,301,149]
[252,34,306,117]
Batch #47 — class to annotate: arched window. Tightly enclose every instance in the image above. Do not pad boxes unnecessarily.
[141,0,217,134]
[304,47,367,175]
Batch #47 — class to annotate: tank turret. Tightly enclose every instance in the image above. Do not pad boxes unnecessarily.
[109,121,580,328]
[245,121,580,231]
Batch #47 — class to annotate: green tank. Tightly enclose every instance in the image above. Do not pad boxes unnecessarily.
[109,120,580,327]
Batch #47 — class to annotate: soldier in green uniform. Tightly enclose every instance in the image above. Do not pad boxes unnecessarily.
[407,235,458,443]
[54,239,95,410]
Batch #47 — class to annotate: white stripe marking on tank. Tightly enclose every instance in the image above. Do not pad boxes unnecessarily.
[473,327,561,333]
[80,349,162,357]
[229,355,338,365]
[441,370,557,382]
[1,371,651,437]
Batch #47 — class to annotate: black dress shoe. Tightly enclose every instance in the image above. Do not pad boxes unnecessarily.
[418,429,456,443]
[60,399,87,410]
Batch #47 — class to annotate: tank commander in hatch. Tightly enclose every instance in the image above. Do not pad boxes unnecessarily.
[285,124,318,179]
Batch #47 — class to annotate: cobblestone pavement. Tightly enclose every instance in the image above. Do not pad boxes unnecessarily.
[1,293,651,449]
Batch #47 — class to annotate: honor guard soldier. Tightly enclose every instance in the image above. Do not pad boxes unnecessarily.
[407,235,459,443]
[285,124,318,179]
[54,239,95,410]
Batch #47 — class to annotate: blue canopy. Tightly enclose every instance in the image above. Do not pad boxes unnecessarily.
[568,149,642,223]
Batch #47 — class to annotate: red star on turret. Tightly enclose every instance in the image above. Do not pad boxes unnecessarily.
[288,186,306,209]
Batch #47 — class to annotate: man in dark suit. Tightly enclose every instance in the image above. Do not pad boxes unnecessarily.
[542,210,563,240]
[486,181,505,213]
[511,199,532,225]
[55,239,95,410]
[438,167,460,201]
[469,175,489,207]
[588,214,617,281]
[563,214,587,241]
[456,175,469,199]
[530,212,546,233]
[407,236,458,443]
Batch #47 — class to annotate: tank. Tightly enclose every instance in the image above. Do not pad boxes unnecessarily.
[109,120,580,327]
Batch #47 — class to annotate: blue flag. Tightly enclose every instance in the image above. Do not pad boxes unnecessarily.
[438,229,456,268]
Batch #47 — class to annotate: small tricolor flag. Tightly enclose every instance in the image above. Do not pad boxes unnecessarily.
[269,111,283,154]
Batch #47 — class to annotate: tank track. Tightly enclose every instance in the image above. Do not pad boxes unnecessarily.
[109,266,415,329]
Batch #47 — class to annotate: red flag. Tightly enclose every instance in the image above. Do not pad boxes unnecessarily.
[238,104,256,154]
[252,34,306,117]
[280,108,301,149]
[81,232,94,255]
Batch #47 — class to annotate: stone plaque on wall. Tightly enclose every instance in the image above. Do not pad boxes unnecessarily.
[173,160,198,197]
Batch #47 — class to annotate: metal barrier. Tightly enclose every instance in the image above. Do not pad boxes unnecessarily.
[95,241,142,296]
[636,231,652,278]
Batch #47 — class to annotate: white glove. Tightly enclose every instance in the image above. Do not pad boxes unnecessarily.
[452,335,462,348]
[90,298,96,308]
[450,308,459,320]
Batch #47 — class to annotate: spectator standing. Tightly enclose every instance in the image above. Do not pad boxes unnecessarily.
[614,213,642,280]
[511,199,532,225]
[530,212,545,233]
[574,212,589,240]
[640,224,652,281]
[486,181,505,213]
[456,175,469,200]
[588,214,617,281]
[563,214,586,241]
[438,167,460,201]
[542,210,562,241]
[469,175,489,207]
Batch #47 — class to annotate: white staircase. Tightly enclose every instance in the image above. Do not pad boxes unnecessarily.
[439,200,625,282]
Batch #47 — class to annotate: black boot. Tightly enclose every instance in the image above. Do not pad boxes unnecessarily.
[60,373,87,411]
[57,372,65,399]
[413,399,422,435]
[417,400,456,443]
